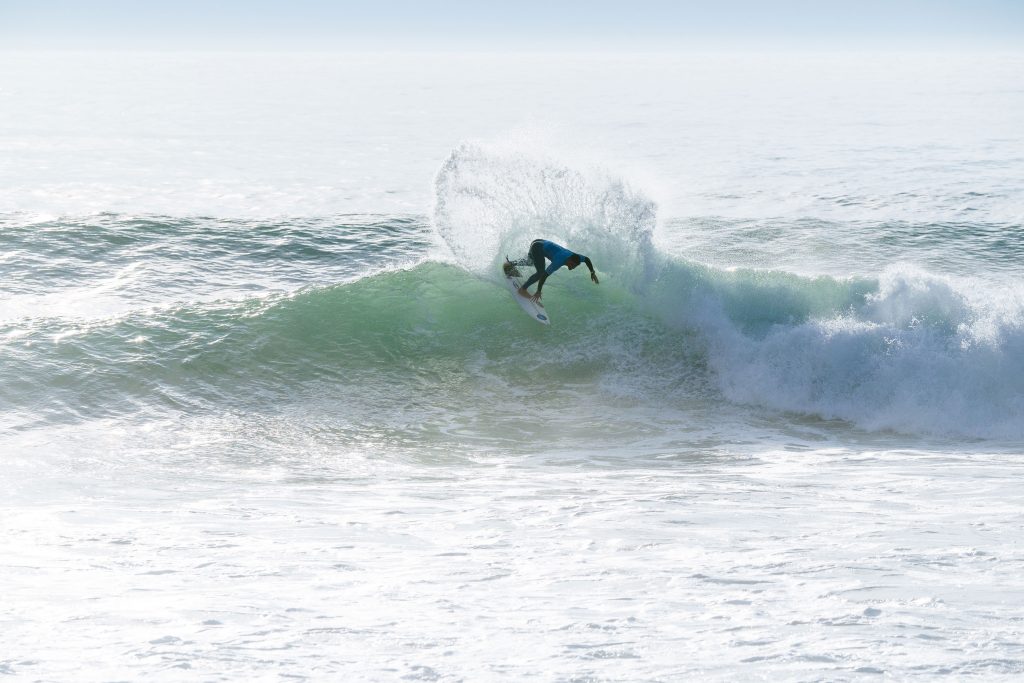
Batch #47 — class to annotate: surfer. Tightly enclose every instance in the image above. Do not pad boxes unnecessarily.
[517,239,599,302]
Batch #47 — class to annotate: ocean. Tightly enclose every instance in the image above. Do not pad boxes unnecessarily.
[2,51,1024,680]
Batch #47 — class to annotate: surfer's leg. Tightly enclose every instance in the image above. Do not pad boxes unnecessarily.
[521,240,546,288]
[528,240,545,274]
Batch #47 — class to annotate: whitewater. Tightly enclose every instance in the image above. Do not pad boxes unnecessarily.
[2,52,1024,681]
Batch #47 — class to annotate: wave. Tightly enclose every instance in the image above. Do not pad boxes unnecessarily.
[3,146,1023,440]
[4,252,1023,440]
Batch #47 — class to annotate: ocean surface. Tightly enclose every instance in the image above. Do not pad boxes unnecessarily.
[2,52,1024,681]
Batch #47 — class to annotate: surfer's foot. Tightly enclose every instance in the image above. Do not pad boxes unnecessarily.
[518,287,530,298]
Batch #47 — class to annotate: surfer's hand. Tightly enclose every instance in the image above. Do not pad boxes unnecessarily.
[531,292,542,303]
[591,272,600,284]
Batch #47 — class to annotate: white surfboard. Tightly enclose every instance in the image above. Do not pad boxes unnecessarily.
[502,261,550,325]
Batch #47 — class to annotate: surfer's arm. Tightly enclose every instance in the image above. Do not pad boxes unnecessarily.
[584,257,599,284]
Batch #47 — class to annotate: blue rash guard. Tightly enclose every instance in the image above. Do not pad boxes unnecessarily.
[522,240,586,289]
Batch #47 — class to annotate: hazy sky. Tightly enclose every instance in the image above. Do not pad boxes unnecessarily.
[2,0,1022,51]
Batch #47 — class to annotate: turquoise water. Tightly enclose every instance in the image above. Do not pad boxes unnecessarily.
[3,52,1024,680]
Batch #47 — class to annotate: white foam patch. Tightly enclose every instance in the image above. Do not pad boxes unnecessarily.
[699,265,1024,439]
[432,141,657,285]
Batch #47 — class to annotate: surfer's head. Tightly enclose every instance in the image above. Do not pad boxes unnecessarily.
[566,254,582,270]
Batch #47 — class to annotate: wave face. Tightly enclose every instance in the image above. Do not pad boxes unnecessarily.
[3,149,1023,442]
[0,259,707,440]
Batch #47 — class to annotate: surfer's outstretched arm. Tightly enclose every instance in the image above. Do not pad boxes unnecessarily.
[584,257,599,284]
